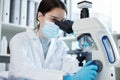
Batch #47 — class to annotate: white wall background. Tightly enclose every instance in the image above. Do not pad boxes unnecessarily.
[112,0,120,33]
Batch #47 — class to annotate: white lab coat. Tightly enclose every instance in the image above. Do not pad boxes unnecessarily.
[8,28,79,80]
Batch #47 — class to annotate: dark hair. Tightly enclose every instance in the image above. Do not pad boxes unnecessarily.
[36,0,67,21]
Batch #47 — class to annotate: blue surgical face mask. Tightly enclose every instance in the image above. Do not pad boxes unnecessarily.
[42,20,61,39]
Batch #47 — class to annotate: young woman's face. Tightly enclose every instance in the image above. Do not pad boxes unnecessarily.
[38,8,66,28]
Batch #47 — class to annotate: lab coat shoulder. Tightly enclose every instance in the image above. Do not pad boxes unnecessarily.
[9,30,30,57]
[9,28,40,62]
[10,28,34,44]
[10,28,38,51]
[9,31,28,55]
[10,32,27,44]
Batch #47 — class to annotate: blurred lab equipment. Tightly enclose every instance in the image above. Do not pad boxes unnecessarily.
[0,36,7,55]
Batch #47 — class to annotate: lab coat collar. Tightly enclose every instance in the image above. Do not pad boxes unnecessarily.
[26,28,51,42]
[26,28,38,39]
[44,39,57,64]
[26,28,59,66]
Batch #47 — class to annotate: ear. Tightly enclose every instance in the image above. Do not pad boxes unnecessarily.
[37,12,43,22]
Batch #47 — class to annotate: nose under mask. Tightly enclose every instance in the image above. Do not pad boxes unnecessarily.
[42,20,62,39]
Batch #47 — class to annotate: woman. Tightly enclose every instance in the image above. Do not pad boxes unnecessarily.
[9,0,98,80]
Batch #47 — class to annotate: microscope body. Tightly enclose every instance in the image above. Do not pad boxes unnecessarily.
[72,17,120,80]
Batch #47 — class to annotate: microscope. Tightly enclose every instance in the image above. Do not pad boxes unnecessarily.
[55,0,120,80]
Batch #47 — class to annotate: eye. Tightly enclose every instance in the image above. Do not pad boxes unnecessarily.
[52,18,57,22]
[61,18,66,22]
[51,18,58,22]
[48,18,56,22]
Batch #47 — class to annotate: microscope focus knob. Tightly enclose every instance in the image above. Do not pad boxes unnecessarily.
[92,60,103,73]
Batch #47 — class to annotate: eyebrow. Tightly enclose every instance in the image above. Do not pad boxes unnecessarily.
[50,15,66,21]
[51,16,60,20]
